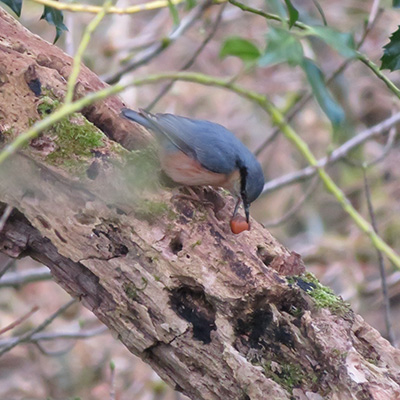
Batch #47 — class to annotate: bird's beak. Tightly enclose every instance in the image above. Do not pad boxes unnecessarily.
[233,197,241,218]
[244,202,250,223]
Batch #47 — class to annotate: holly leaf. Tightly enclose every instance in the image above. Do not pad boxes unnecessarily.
[0,0,22,17]
[219,37,261,62]
[40,6,68,44]
[258,27,304,67]
[284,0,299,28]
[307,26,356,58]
[381,26,400,71]
[302,58,345,126]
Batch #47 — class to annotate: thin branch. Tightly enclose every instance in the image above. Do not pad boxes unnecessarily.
[358,53,400,100]
[146,3,227,111]
[0,298,77,357]
[0,205,13,233]
[0,325,107,348]
[362,168,395,345]
[367,0,381,30]
[228,0,306,29]
[0,266,52,287]
[33,340,75,357]
[263,177,319,227]
[65,0,112,104]
[344,124,397,168]
[0,306,39,335]
[104,0,214,84]
[0,258,14,280]
[262,112,400,194]
[30,0,184,14]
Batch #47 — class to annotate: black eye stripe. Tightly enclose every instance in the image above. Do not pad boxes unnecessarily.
[239,167,248,205]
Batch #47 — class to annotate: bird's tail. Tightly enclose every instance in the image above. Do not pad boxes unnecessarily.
[121,108,153,129]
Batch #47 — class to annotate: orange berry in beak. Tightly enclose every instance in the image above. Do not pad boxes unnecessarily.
[230,215,250,234]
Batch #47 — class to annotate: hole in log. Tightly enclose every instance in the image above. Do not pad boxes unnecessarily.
[86,160,100,180]
[256,245,275,266]
[170,286,216,344]
[169,235,183,255]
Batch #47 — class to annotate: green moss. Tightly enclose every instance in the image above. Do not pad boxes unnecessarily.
[45,115,105,173]
[37,96,60,116]
[191,239,202,249]
[263,361,305,392]
[123,278,148,300]
[160,37,171,49]
[150,380,168,395]
[298,273,350,315]
[135,199,176,223]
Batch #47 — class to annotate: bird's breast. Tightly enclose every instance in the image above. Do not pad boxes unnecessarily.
[160,149,240,192]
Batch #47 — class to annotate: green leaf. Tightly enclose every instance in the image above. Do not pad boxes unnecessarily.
[307,26,356,58]
[284,0,299,28]
[0,0,22,17]
[381,26,400,71]
[40,6,68,44]
[394,0,400,7]
[301,58,345,126]
[219,37,261,62]
[258,27,304,67]
[167,0,180,28]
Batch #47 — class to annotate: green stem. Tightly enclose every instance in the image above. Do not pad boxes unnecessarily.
[65,0,112,104]
[357,52,400,99]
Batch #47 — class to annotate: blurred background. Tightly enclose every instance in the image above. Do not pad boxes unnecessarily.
[1,0,400,398]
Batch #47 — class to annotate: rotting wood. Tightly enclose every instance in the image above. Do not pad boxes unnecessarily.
[1,8,400,400]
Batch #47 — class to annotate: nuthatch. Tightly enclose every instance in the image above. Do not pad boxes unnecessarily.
[121,108,265,225]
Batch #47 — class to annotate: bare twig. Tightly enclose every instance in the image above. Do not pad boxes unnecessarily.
[0,298,77,357]
[343,125,397,168]
[33,341,76,357]
[367,0,381,30]
[0,306,39,336]
[261,112,400,195]
[263,177,319,227]
[0,205,13,233]
[0,266,52,287]
[104,0,213,84]
[146,3,227,111]
[362,168,395,345]
[0,325,107,348]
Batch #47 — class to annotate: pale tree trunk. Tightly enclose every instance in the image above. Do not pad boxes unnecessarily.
[1,8,400,400]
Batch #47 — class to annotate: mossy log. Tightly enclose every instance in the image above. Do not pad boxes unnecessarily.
[1,8,400,400]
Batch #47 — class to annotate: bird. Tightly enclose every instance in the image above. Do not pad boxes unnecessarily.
[121,108,265,227]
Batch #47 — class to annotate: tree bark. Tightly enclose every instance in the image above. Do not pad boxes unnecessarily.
[1,8,400,400]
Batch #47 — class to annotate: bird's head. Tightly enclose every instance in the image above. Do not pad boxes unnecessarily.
[238,156,265,223]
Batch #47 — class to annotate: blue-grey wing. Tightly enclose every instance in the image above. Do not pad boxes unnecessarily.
[150,113,242,174]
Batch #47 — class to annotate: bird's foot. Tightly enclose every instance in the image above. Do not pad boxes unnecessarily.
[171,187,214,208]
